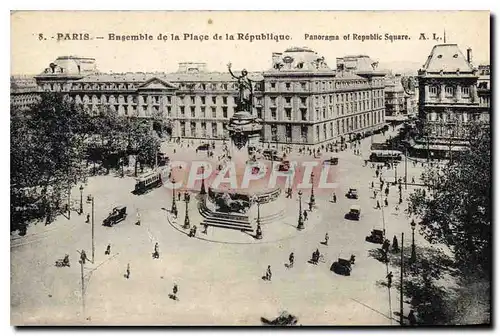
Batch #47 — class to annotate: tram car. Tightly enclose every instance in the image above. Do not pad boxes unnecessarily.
[133,171,163,195]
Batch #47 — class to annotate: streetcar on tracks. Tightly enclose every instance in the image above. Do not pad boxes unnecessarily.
[133,171,163,195]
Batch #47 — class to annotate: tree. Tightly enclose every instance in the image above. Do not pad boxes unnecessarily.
[408,121,491,278]
[11,93,91,230]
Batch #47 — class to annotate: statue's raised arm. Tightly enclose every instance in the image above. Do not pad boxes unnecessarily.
[227,62,253,111]
[227,62,240,80]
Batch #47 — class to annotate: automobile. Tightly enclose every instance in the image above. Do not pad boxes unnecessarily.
[197,143,210,151]
[330,258,352,276]
[278,160,291,172]
[157,153,169,166]
[103,206,127,227]
[365,229,384,244]
[345,188,358,199]
[344,205,361,221]
[323,157,339,166]
[263,149,278,160]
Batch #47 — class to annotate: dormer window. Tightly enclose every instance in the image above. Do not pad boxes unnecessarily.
[437,55,443,58]
[453,54,458,58]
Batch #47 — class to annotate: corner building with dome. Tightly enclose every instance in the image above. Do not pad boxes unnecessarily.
[32,47,387,148]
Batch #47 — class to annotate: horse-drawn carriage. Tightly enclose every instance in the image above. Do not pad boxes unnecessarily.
[55,254,70,267]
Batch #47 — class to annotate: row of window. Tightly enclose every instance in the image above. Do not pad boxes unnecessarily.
[267,79,373,92]
[179,121,228,138]
[426,111,481,123]
[428,85,471,97]
[267,110,384,143]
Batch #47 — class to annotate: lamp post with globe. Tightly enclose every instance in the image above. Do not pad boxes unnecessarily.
[183,192,191,229]
[297,190,304,230]
[200,166,207,195]
[410,219,417,263]
[171,178,178,217]
[309,172,315,211]
[252,195,263,239]
[79,185,84,215]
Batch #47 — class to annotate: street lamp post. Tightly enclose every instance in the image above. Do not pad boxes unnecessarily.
[254,196,262,239]
[404,148,408,190]
[79,185,84,215]
[171,179,177,216]
[80,258,86,319]
[91,196,95,263]
[183,192,191,229]
[200,166,206,195]
[297,190,304,230]
[309,172,315,210]
[410,219,416,263]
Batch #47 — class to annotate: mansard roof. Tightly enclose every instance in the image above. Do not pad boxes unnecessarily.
[422,44,474,73]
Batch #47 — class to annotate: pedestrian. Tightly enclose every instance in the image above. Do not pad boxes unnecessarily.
[303,210,308,221]
[80,249,87,265]
[382,239,390,253]
[192,225,197,237]
[392,235,399,253]
[136,210,141,226]
[266,265,272,281]
[386,271,393,288]
[289,253,294,268]
[385,187,389,196]
[399,196,403,204]
[423,189,426,198]
[324,232,329,246]
[408,310,417,326]
[376,200,381,209]
[105,244,111,255]
[85,213,90,223]
[411,176,415,184]
[371,181,374,189]
[178,192,181,201]
[373,190,377,199]
[172,283,178,298]
[126,263,130,279]
[203,222,208,234]
[332,192,337,203]
[376,170,379,178]
[384,198,388,207]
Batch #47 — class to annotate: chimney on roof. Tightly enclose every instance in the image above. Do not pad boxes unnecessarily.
[272,52,282,65]
[467,48,472,64]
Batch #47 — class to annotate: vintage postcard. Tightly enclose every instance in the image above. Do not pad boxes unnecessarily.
[10,11,491,326]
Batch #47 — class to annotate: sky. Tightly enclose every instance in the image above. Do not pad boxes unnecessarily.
[11,11,490,75]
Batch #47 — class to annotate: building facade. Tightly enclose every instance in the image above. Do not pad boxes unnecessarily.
[10,75,40,110]
[20,48,387,147]
[384,74,419,123]
[412,44,490,158]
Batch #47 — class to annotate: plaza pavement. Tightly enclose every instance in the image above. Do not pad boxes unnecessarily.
[11,131,434,326]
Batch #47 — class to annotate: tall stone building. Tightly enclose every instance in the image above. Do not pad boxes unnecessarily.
[24,48,387,147]
[10,75,39,110]
[411,44,490,158]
